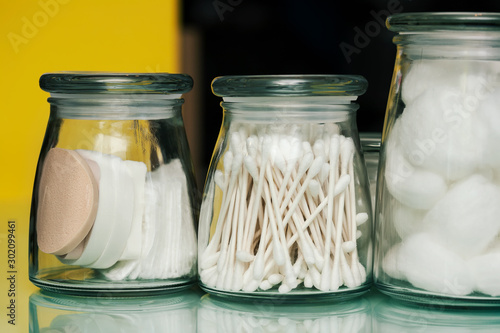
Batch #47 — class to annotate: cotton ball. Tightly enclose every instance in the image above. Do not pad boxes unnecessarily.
[468,252,500,296]
[384,120,447,209]
[382,243,406,280]
[398,233,474,296]
[401,60,456,105]
[392,205,428,239]
[425,174,500,258]
[398,87,484,181]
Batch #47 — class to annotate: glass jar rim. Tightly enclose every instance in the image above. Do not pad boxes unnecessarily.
[387,12,500,33]
[40,72,193,95]
[211,75,368,97]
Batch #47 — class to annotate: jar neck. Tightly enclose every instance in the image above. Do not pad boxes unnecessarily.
[394,31,500,60]
[48,94,184,120]
[221,98,359,123]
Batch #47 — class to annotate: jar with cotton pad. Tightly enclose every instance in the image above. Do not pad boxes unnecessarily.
[375,13,500,306]
[198,75,373,300]
[30,72,199,295]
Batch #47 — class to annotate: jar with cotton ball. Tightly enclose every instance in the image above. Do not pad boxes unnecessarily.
[375,13,500,306]
[198,75,373,300]
[30,72,199,295]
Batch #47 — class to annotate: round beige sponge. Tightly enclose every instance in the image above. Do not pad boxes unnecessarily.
[37,148,99,255]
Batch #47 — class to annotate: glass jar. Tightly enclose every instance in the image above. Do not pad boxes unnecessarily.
[375,13,500,306]
[30,72,199,295]
[198,75,373,300]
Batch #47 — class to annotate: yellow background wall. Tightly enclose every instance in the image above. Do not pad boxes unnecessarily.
[0,1,180,331]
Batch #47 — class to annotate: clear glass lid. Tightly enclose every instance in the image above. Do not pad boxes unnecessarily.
[211,75,368,98]
[40,72,193,95]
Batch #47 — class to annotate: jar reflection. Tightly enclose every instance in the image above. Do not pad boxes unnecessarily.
[197,293,372,333]
[29,289,200,333]
[373,298,500,332]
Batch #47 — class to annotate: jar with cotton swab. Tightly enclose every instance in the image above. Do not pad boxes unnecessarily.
[198,75,373,300]
[30,73,199,295]
[375,12,500,306]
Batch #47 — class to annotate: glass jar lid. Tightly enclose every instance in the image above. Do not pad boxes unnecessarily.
[40,72,193,95]
[212,75,368,98]
[387,12,500,32]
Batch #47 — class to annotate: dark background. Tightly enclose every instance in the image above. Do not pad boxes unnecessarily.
[182,0,500,183]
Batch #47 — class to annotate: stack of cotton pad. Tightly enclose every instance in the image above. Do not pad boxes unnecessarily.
[102,159,197,280]
[38,148,197,281]
[382,59,500,296]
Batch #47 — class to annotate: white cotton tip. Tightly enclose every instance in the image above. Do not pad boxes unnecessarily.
[243,279,260,292]
[320,268,331,291]
[320,162,330,183]
[397,233,474,296]
[334,174,351,196]
[308,156,325,178]
[298,266,308,280]
[262,137,273,160]
[308,179,321,198]
[384,125,448,209]
[313,140,325,158]
[392,205,428,240]
[243,156,259,180]
[342,241,356,253]
[272,240,285,266]
[231,153,243,173]
[304,273,313,288]
[313,249,324,271]
[253,253,265,280]
[268,273,284,285]
[302,141,312,154]
[285,264,297,286]
[223,151,233,172]
[356,230,362,239]
[302,244,316,266]
[425,174,500,258]
[259,280,273,291]
[246,136,259,158]
[467,252,500,296]
[278,283,292,293]
[298,152,314,175]
[273,150,287,173]
[230,131,243,152]
[355,213,369,226]
[200,251,220,270]
[279,137,291,157]
[214,170,225,189]
[358,262,367,283]
[236,251,254,263]
[309,266,321,288]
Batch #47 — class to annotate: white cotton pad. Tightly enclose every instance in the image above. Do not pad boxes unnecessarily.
[118,160,147,261]
[89,159,145,269]
[425,174,500,258]
[37,148,99,256]
[467,251,500,296]
[60,151,124,266]
[392,205,428,240]
[398,233,474,296]
[397,87,483,181]
[384,120,447,209]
